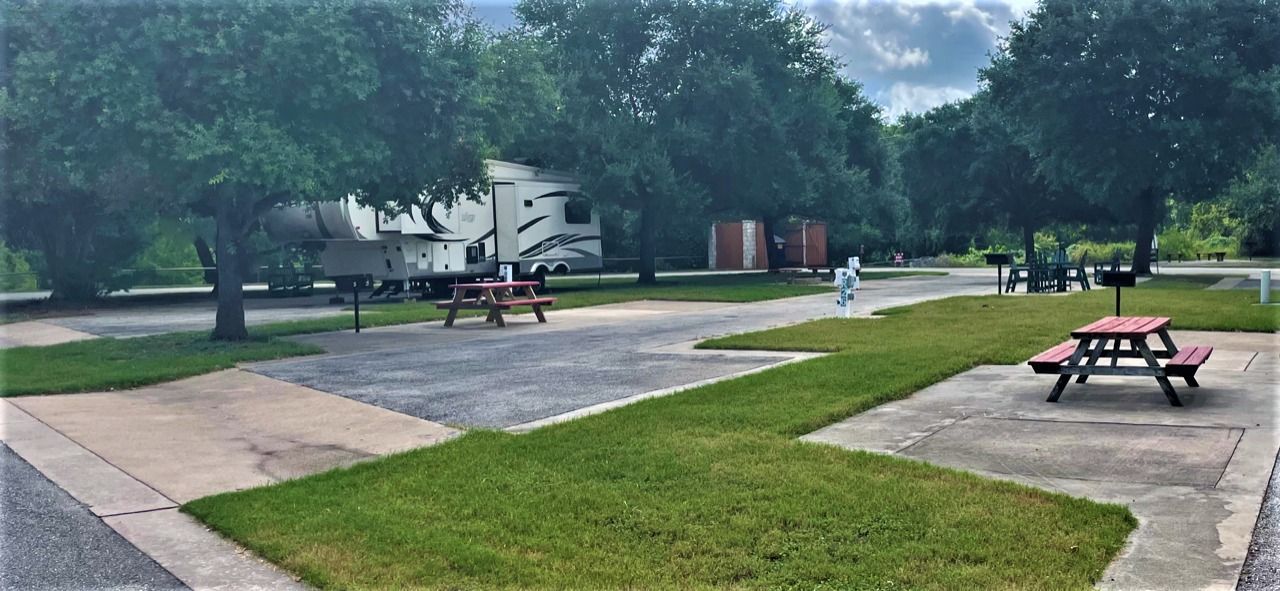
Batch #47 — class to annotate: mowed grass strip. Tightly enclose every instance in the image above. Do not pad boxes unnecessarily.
[702,279,1275,354]
[176,284,1266,590]
[0,272,928,396]
[253,271,937,337]
[0,332,320,397]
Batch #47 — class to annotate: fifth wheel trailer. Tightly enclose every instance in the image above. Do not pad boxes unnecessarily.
[263,160,602,294]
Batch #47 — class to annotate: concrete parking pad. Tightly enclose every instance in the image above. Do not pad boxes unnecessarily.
[0,443,187,591]
[0,319,98,348]
[9,369,458,503]
[900,417,1243,487]
[804,330,1279,591]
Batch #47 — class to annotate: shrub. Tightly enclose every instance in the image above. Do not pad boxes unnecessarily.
[0,242,38,292]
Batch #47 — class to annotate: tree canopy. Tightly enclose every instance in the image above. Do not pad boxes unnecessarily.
[983,0,1280,272]
[135,0,492,338]
[1,1,161,300]
[518,0,883,278]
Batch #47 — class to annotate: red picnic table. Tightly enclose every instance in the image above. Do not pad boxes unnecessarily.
[1028,316,1213,406]
[435,281,556,328]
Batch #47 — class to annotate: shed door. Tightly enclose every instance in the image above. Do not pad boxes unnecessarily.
[493,183,519,264]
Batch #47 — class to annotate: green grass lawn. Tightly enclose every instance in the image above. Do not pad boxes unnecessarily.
[0,271,934,396]
[701,279,1275,354]
[169,280,1277,590]
[0,332,321,396]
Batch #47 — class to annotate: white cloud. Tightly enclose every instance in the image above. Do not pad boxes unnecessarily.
[945,2,1002,37]
[878,82,972,120]
[862,30,930,70]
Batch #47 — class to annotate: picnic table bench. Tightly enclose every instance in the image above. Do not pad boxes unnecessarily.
[435,280,556,328]
[1028,316,1213,406]
[1197,251,1228,262]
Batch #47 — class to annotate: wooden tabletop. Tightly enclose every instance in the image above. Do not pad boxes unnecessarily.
[449,281,541,290]
[1071,316,1171,338]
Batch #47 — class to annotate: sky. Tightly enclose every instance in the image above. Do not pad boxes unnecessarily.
[470,0,1037,121]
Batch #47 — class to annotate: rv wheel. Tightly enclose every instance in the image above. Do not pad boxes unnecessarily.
[531,268,547,291]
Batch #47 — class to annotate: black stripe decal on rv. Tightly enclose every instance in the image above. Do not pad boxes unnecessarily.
[519,234,568,257]
[517,216,549,233]
[470,228,495,245]
[410,235,467,243]
[534,190,570,200]
[559,235,601,246]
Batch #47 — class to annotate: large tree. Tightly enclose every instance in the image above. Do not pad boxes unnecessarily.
[897,96,1092,261]
[133,0,492,339]
[1,1,160,301]
[1222,145,1280,256]
[660,3,877,268]
[983,0,1280,273]
[518,0,866,279]
[896,102,982,256]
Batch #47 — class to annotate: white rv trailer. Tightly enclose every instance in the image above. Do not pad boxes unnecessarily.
[263,160,602,293]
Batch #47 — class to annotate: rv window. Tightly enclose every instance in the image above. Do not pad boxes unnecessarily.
[564,198,592,225]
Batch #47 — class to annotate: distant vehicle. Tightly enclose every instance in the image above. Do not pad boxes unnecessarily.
[264,160,602,296]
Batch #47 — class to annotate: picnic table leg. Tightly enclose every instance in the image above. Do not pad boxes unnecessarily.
[443,288,466,327]
[524,285,548,323]
[1048,338,1093,402]
[1133,338,1181,406]
[1076,338,1110,383]
[486,287,507,327]
[1156,329,1179,356]
[1153,328,1198,387]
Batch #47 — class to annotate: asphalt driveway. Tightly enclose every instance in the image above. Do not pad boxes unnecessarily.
[250,273,991,428]
[0,444,186,591]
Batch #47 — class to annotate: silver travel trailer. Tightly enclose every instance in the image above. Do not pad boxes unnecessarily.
[263,160,602,294]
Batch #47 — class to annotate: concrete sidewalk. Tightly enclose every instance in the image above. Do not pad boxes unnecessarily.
[3,371,457,590]
[804,330,1279,591]
[7,370,458,504]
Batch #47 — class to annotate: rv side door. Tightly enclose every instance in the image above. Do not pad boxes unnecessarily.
[493,183,520,267]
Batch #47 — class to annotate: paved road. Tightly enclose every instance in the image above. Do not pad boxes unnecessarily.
[0,444,186,591]
[41,296,347,339]
[251,273,991,428]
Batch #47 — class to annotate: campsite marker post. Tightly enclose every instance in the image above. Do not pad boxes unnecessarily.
[833,257,861,318]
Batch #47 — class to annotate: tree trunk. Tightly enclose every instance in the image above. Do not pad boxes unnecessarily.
[1130,187,1158,275]
[212,201,249,340]
[1022,223,1036,264]
[637,200,658,285]
[193,235,218,294]
[41,212,100,302]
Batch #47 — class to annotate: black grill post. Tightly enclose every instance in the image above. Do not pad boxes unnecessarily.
[984,253,1013,296]
[352,280,361,333]
[1100,271,1137,316]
